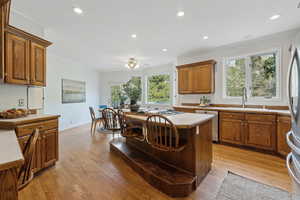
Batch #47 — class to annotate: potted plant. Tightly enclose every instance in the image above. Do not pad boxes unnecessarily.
[122,77,141,112]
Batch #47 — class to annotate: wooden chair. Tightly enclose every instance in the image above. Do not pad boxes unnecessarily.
[145,115,186,152]
[89,107,103,134]
[18,129,39,190]
[118,110,145,141]
[102,108,120,137]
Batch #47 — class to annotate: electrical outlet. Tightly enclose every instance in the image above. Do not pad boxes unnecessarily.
[18,99,25,107]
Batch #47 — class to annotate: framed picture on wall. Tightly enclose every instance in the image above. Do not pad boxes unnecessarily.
[62,79,86,104]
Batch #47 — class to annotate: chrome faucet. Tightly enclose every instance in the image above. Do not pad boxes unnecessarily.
[242,87,247,108]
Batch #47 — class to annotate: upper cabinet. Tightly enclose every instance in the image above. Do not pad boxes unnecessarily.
[0,1,51,86]
[177,60,216,94]
[30,42,46,86]
[5,32,30,84]
[3,26,51,86]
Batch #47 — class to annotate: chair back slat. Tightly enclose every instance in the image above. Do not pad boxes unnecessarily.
[146,115,184,152]
[102,108,119,130]
[18,129,39,190]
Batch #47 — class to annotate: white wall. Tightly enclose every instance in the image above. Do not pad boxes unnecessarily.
[0,10,101,130]
[44,53,100,130]
[177,28,300,106]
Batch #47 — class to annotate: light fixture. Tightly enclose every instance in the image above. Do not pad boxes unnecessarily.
[131,34,137,38]
[73,7,83,15]
[203,36,209,40]
[162,48,168,52]
[125,58,140,69]
[269,14,280,20]
[177,11,185,17]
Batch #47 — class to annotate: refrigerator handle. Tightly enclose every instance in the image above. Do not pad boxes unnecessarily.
[287,153,300,185]
[287,48,300,123]
[287,131,300,155]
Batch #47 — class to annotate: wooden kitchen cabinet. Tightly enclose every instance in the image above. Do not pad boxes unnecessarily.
[5,32,30,85]
[177,60,216,94]
[220,112,244,145]
[3,25,51,86]
[16,118,59,173]
[277,115,291,157]
[244,114,276,151]
[30,42,46,86]
[178,67,193,93]
[43,129,58,168]
[219,112,277,152]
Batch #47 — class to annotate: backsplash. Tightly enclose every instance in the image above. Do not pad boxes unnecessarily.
[0,84,27,111]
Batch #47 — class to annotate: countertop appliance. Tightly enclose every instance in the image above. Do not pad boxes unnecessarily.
[195,110,219,142]
[287,32,300,199]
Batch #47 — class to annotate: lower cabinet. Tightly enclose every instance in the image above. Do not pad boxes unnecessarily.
[220,112,277,152]
[219,112,245,145]
[16,119,59,173]
[220,118,244,145]
[277,115,291,157]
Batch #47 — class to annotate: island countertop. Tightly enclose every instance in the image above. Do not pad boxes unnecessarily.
[126,113,215,128]
[0,130,24,171]
[0,114,60,128]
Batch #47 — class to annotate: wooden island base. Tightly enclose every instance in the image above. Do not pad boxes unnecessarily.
[110,139,196,197]
[110,115,213,197]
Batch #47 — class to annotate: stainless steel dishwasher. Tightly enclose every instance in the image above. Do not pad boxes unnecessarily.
[195,110,219,142]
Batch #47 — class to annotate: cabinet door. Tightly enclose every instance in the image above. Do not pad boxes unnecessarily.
[43,129,58,168]
[5,32,30,85]
[277,116,291,156]
[30,42,46,86]
[220,119,244,145]
[178,68,192,94]
[245,121,276,151]
[192,65,214,93]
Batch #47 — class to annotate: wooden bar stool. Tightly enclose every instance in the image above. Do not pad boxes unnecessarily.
[145,115,186,152]
[18,129,39,190]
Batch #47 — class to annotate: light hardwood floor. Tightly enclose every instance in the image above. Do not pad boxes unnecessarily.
[19,124,292,200]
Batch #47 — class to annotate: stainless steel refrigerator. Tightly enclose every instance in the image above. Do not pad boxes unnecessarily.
[287,32,300,199]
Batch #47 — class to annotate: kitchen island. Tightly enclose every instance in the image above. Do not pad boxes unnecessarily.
[110,112,215,197]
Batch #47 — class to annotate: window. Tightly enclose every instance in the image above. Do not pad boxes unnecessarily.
[110,76,142,107]
[110,85,122,107]
[224,50,280,100]
[147,74,171,104]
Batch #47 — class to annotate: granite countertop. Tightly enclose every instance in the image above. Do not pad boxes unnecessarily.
[0,130,24,171]
[126,113,216,128]
[173,105,291,116]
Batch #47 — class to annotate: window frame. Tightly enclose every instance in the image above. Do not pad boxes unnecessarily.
[222,48,281,102]
[145,72,172,105]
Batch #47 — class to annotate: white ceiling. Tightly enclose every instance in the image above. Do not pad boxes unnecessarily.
[11,0,300,71]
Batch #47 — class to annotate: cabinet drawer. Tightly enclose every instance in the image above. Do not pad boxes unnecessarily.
[16,122,44,137]
[220,112,244,120]
[43,119,58,131]
[246,113,276,122]
[16,119,58,137]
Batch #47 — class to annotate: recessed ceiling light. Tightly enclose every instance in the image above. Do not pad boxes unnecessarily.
[73,7,83,15]
[203,36,209,40]
[131,34,137,38]
[269,14,280,20]
[177,11,185,17]
[162,48,168,52]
